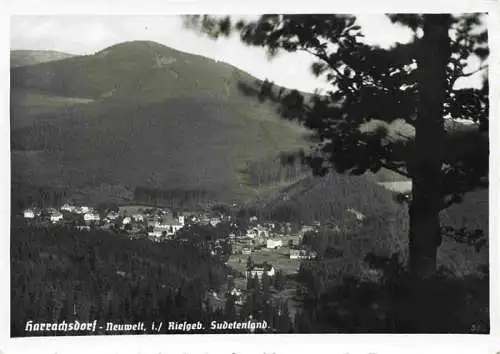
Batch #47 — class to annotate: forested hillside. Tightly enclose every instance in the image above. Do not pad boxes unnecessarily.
[11,41,313,206]
[263,172,400,223]
[11,221,231,336]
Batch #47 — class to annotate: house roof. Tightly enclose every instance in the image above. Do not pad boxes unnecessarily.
[251,263,273,271]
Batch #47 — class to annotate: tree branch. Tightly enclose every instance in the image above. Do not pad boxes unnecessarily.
[459,65,488,78]
[297,47,357,95]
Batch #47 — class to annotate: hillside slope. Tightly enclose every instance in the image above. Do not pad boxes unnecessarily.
[264,172,401,222]
[10,50,76,68]
[11,41,312,206]
[12,96,309,204]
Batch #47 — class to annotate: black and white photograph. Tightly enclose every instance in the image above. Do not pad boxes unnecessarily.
[8,10,490,340]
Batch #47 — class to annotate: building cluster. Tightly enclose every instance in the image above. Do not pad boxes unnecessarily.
[23,204,102,225]
[21,203,230,241]
[23,202,330,263]
[230,220,301,254]
[231,218,322,258]
[21,201,263,244]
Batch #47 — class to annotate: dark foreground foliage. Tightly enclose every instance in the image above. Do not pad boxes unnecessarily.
[11,218,488,335]
[295,252,489,333]
[11,221,230,336]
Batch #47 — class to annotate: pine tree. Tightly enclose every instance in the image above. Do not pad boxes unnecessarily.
[274,270,286,291]
[184,13,488,279]
[224,294,237,320]
[279,301,293,333]
[246,256,254,270]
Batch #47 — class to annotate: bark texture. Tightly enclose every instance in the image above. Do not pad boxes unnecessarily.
[409,14,451,279]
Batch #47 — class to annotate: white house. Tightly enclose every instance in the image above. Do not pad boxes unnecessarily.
[84,213,101,222]
[23,209,35,219]
[148,230,163,238]
[168,224,183,235]
[156,222,183,236]
[265,222,276,229]
[266,266,276,277]
[290,248,317,260]
[246,264,275,280]
[75,206,91,214]
[61,203,76,213]
[266,239,283,249]
[188,215,199,223]
[156,223,183,232]
[246,228,258,239]
[209,217,221,227]
[50,212,63,223]
[155,223,169,230]
[132,214,144,222]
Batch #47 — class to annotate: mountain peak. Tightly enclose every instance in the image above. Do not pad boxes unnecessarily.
[94,40,181,57]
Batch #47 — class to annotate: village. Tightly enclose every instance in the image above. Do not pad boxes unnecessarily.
[20,202,366,315]
[20,202,329,257]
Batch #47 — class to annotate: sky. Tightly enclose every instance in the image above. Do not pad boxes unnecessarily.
[10,14,484,93]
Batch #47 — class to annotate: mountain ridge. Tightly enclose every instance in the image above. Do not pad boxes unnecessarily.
[10,49,77,68]
[11,41,266,102]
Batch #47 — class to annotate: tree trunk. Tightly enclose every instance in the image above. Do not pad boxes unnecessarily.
[409,14,451,279]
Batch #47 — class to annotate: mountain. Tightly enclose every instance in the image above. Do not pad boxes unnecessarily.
[10,41,311,207]
[10,50,76,68]
[11,41,264,102]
